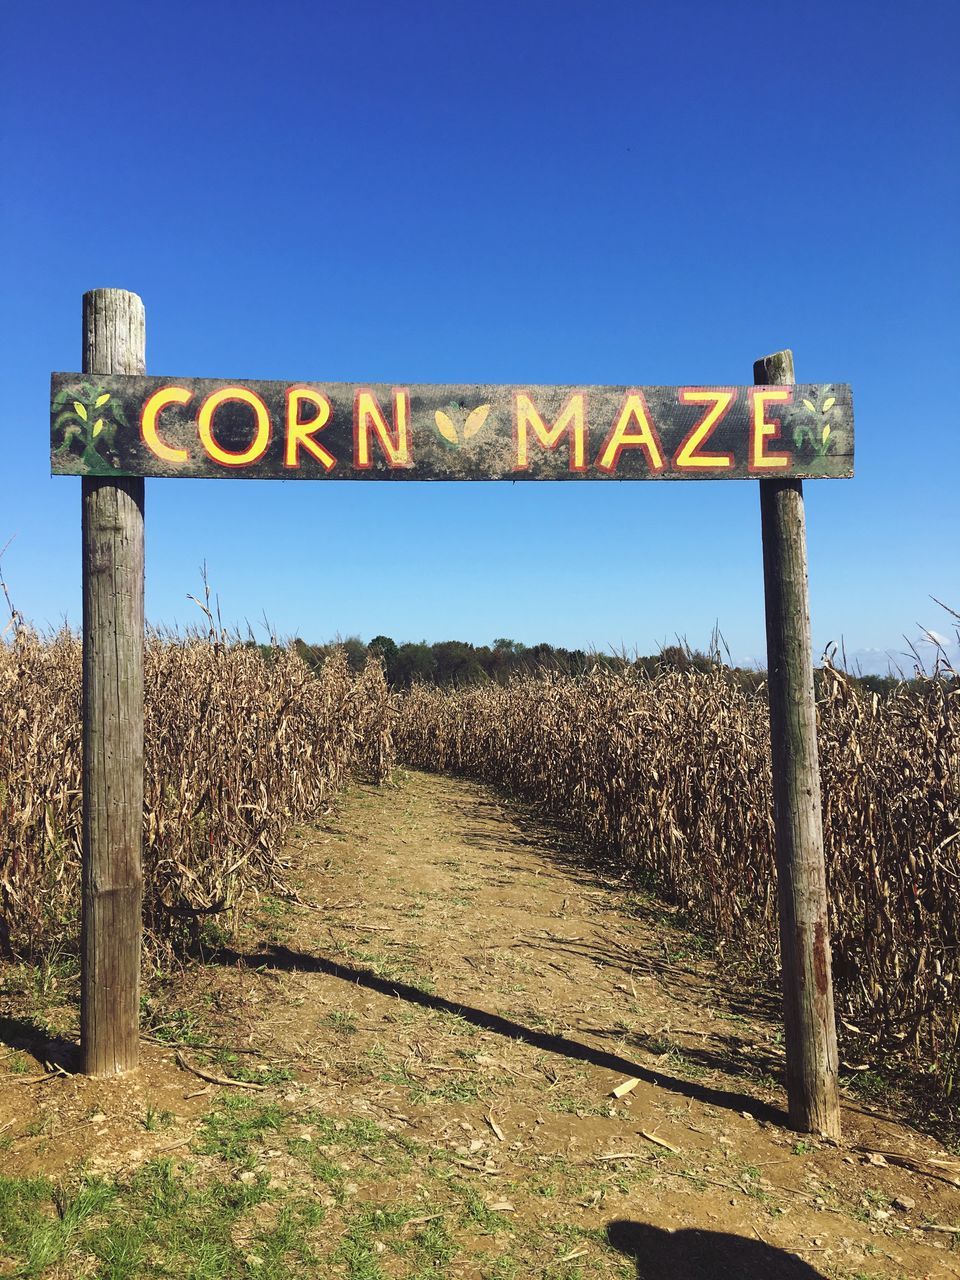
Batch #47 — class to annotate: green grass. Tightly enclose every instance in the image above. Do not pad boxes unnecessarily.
[332,942,438,994]
[547,1094,611,1118]
[193,1095,285,1164]
[142,1107,174,1133]
[0,1159,318,1280]
[325,1009,359,1034]
[0,1097,887,1280]
[212,1050,294,1085]
[845,1070,893,1103]
[372,1053,486,1104]
[141,1004,207,1048]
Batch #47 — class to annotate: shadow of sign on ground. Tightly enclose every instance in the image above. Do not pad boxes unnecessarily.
[606,1219,828,1279]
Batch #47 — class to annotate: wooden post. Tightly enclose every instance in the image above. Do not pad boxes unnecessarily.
[756,349,841,1138]
[81,289,145,1075]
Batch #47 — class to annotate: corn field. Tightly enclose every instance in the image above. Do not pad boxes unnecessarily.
[396,665,960,1110]
[3,620,959,1115]
[0,628,393,960]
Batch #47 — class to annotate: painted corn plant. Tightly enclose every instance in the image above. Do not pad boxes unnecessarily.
[793,386,840,459]
[52,381,129,472]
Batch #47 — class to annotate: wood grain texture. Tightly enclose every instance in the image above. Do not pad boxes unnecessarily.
[50,375,854,481]
[757,349,841,1139]
[81,289,145,1076]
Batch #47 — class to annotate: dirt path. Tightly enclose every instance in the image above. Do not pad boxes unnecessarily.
[3,769,960,1278]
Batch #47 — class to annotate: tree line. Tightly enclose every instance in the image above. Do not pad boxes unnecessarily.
[285,635,916,697]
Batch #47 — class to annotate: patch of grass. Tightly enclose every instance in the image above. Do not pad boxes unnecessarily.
[457,1184,502,1233]
[372,1051,484,1105]
[432,1008,481,1039]
[640,1034,707,1080]
[213,1050,294,1085]
[197,919,233,953]
[291,1114,417,1178]
[194,1095,285,1164]
[420,1073,484,1104]
[334,943,437,994]
[306,1115,389,1147]
[326,1009,359,1034]
[142,1004,206,1048]
[0,1173,118,1275]
[142,1107,174,1132]
[250,1196,326,1277]
[863,1187,889,1208]
[7,953,81,1012]
[485,1259,522,1279]
[845,1070,893,1104]
[547,1094,611,1118]
[737,1165,771,1202]
[333,1204,413,1279]
[0,1159,290,1279]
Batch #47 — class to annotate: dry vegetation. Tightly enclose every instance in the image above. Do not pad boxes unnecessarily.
[396,662,960,1117]
[0,626,393,961]
[3,607,959,1124]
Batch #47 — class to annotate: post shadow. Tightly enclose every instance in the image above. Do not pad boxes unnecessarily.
[0,1014,79,1072]
[606,1219,828,1279]
[213,942,786,1125]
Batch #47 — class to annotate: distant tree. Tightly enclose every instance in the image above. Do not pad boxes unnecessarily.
[658,644,690,673]
[368,635,399,682]
[393,642,437,687]
[340,636,369,673]
[527,642,559,671]
[292,637,327,672]
[432,640,484,686]
[369,635,398,661]
[852,673,900,698]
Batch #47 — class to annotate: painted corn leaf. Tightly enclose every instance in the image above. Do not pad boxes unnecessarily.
[822,424,831,443]
[95,392,111,407]
[434,410,458,445]
[802,398,816,413]
[822,396,836,411]
[464,404,491,439]
[93,418,104,437]
[73,401,88,421]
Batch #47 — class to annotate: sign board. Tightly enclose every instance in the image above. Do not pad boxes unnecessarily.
[51,374,853,481]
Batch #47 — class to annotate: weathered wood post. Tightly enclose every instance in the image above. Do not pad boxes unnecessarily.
[81,289,145,1075]
[756,349,841,1138]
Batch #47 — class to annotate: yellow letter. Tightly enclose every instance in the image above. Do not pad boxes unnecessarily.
[285,387,335,470]
[198,386,271,467]
[596,392,664,473]
[675,388,735,469]
[354,389,411,468]
[514,392,586,471]
[750,388,792,470]
[141,386,191,462]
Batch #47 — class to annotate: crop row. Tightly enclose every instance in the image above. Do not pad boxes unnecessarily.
[0,629,393,959]
[396,666,960,1113]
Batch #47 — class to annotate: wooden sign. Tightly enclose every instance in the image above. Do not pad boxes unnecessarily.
[51,374,853,481]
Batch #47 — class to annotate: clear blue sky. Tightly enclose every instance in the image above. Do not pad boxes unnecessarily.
[2,0,957,670]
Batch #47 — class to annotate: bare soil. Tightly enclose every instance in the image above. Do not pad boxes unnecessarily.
[2,768,959,1278]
